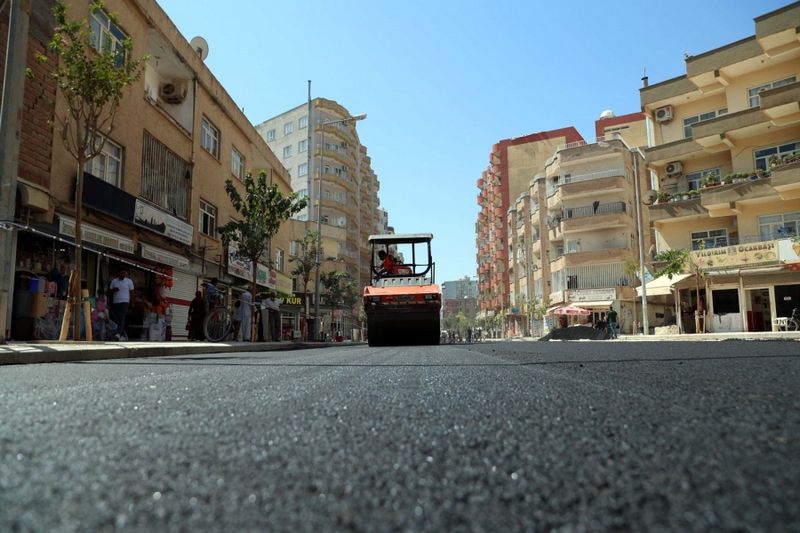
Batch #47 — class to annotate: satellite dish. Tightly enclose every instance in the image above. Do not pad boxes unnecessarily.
[643,189,658,205]
[190,36,209,61]
[599,109,615,119]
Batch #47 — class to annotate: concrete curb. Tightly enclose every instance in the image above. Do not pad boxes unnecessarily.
[0,341,353,365]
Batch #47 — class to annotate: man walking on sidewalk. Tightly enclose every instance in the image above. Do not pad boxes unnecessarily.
[109,269,134,340]
[607,305,618,339]
[265,292,281,341]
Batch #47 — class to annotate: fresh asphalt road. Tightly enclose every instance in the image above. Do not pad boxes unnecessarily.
[1,341,798,532]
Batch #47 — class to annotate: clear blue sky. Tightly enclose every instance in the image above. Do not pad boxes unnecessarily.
[156,0,788,284]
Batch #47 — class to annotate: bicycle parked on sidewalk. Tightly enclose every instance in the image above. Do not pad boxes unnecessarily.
[784,308,800,332]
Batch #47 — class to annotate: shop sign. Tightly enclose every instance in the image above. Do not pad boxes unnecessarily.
[134,199,192,245]
[778,238,800,263]
[691,240,780,270]
[59,216,134,254]
[227,242,253,280]
[281,295,304,307]
[566,288,616,302]
[276,271,292,295]
[141,244,190,269]
[255,263,277,288]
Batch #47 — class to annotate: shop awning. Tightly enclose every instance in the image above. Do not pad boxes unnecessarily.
[571,300,612,308]
[636,273,691,297]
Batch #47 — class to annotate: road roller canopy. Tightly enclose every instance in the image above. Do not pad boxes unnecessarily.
[368,233,436,286]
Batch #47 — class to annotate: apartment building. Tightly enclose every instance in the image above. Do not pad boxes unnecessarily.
[506,113,650,336]
[475,128,583,324]
[3,0,298,340]
[256,98,385,294]
[640,1,800,333]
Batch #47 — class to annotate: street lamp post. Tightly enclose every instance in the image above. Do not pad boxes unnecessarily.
[313,113,366,341]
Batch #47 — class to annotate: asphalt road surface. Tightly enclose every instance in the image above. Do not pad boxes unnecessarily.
[1,340,798,532]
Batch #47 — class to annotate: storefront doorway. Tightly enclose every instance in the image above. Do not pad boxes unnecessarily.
[745,288,771,332]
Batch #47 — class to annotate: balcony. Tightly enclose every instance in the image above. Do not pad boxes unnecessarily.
[760,82,800,127]
[550,261,628,293]
[700,175,776,217]
[770,160,800,200]
[691,107,769,153]
[645,137,705,166]
[648,196,706,224]
[559,169,627,199]
[561,248,628,267]
[561,202,629,233]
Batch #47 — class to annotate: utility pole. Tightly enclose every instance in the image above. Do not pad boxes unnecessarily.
[0,0,31,342]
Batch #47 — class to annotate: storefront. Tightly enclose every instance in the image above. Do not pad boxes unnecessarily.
[689,239,800,333]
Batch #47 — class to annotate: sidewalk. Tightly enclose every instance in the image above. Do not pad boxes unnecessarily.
[506,331,800,342]
[0,340,337,365]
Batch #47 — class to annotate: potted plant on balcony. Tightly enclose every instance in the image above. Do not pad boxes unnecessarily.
[687,189,699,200]
[656,191,671,204]
[701,172,720,189]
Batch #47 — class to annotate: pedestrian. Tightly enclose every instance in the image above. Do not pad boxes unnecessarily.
[186,290,206,341]
[237,288,253,342]
[109,269,134,340]
[607,306,618,339]
[466,327,472,343]
[265,292,281,341]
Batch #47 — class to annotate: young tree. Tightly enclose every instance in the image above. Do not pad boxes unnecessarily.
[320,270,358,339]
[654,248,707,333]
[42,0,146,340]
[218,171,307,339]
[289,230,319,340]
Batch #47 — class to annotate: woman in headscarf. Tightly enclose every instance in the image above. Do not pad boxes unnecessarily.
[187,290,206,341]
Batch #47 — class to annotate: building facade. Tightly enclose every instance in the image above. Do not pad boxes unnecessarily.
[255,98,386,295]
[640,1,800,333]
[475,128,583,324]
[3,0,300,341]
[504,113,651,337]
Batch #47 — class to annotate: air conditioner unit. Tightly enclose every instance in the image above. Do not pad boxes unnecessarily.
[655,105,673,123]
[159,81,187,104]
[665,161,683,176]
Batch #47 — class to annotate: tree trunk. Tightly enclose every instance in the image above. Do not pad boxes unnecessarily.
[251,270,258,342]
[73,159,84,342]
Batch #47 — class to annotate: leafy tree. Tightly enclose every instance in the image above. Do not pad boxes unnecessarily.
[654,248,707,333]
[219,172,307,339]
[320,271,358,337]
[289,230,319,337]
[41,0,146,339]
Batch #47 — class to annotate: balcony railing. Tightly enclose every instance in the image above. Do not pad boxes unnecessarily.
[692,231,797,250]
[563,201,626,219]
[550,262,628,294]
[563,167,626,185]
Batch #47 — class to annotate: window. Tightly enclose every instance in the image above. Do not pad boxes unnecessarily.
[299,115,308,129]
[754,141,799,170]
[748,76,796,108]
[283,145,293,159]
[284,122,294,135]
[199,199,217,238]
[266,129,276,142]
[298,163,308,176]
[231,147,245,180]
[758,212,800,241]
[275,248,285,271]
[296,188,308,199]
[89,8,127,66]
[201,117,219,158]
[141,131,190,218]
[298,139,307,153]
[683,109,727,138]
[691,229,728,250]
[289,240,300,256]
[85,137,123,187]
[685,168,720,191]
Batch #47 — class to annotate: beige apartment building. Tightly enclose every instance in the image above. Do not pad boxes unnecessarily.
[476,128,583,332]
[506,113,651,336]
[5,0,299,340]
[640,1,800,334]
[256,98,385,295]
